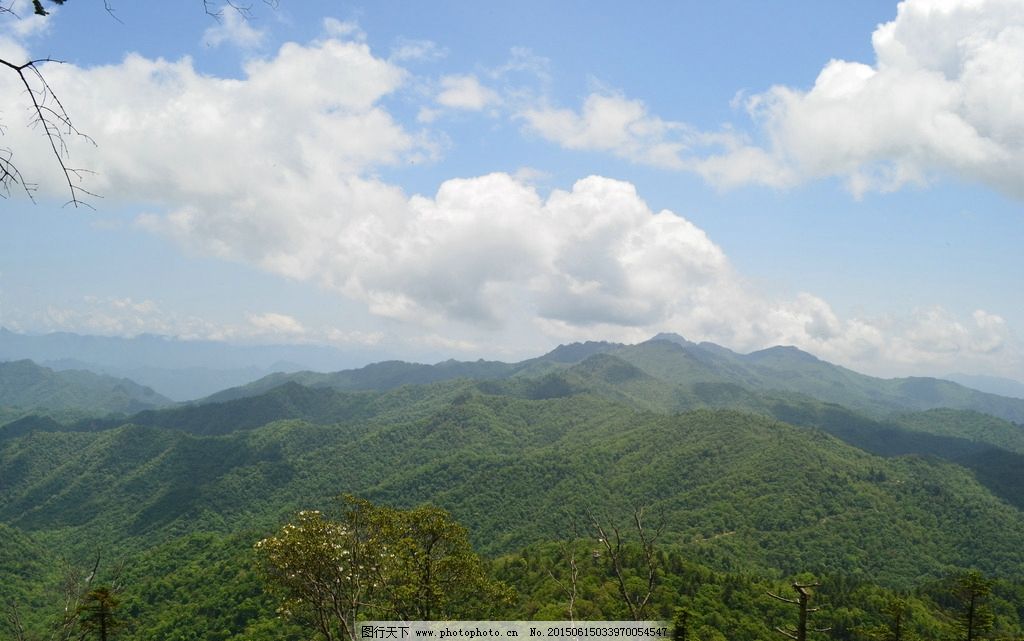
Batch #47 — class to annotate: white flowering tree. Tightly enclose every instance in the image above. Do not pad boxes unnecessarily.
[255,496,512,640]
[255,498,387,641]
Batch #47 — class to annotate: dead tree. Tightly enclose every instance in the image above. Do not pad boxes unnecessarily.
[589,507,664,621]
[4,552,123,641]
[548,519,582,622]
[767,582,830,641]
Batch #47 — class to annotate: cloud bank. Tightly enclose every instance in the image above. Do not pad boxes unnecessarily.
[0,10,1018,377]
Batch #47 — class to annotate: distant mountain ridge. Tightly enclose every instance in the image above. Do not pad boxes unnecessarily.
[201,333,1024,424]
[0,328,391,400]
[944,372,1024,399]
[0,359,171,415]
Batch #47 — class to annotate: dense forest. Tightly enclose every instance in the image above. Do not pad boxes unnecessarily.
[3,337,1024,639]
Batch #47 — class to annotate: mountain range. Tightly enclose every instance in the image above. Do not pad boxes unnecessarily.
[3,333,1024,639]
[199,333,1024,424]
[0,328,390,400]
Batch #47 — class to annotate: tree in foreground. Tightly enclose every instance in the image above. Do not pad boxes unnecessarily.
[381,503,512,621]
[951,571,994,641]
[4,554,122,641]
[255,496,512,641]
[767,582,830,641]
[589,507,664,621]
[78,587,120,641]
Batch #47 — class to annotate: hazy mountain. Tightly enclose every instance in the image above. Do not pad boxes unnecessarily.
[42,358,300,402]
[0,360,172,415]
[200,334,1024,424]
[0,328,393,400]
[944,372,1024,399]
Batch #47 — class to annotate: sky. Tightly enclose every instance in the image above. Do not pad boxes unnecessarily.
[0,0,1022,380]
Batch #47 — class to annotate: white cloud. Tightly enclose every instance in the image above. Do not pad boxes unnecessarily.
[490,46,552,85]
[390,38,446,62]
[322,18,364,41]
[435,74,500,110]
[0,0,41,62]
[519,93,788,183]
[0,33,416,205]
[2,21,1019,378]
[247,312,306,335]
[520,0,1024,199]
[520,93,691,169]
[202,7,266,49]
[3,296,383,345]
[740,0,1024,198]
[27,296,214,338]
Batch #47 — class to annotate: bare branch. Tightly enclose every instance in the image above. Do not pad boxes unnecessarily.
[0,54,97,206]
[103,1,124,24]
[547,519,581,622]
[203,0,253,21]
[2,0,280,205]
[5,599,29,641]
[767,591,800,605]
[588,506,661,621]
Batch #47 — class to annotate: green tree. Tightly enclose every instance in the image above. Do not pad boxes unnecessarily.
[382,504,513,620]
[254,500,386,641]
[673,607,691,641]
[255,497,511,641]
[952,571,994,641]
[78,587,119,641]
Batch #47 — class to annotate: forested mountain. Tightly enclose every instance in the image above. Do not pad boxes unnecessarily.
[0,359,171,415]
[203,336,1024,424]
[3,337,1024,639]
[945,371,1024,399]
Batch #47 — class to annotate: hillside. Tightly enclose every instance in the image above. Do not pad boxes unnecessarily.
[4,339,1024,639]
[3,380,1023,586]
[200,336,1024,424]
[0,360,172,416]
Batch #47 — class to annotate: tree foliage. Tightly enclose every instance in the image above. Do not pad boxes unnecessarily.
[78,587,119,641]
[951,571,995,641]
[255,497,512,641]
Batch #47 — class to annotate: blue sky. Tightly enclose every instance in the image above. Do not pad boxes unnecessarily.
[0,0,1021,380]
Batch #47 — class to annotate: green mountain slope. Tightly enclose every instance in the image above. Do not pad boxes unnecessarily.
[195,336,1024,425]
[5,339,1024,639]
[0,359,171,415]
[3,383,1023,587]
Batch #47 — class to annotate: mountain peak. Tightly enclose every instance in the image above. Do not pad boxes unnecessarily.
[648,332,693,347]
[539,341,619,364]
[745,345,821,363]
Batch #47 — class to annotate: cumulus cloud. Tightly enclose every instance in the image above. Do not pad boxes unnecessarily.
[722,0,1024,197]
[202,8,266,49]
[2,0,51,39]
[0,32,419,205]
[24,296,216,339]
[523,0,1024,199]
[322,18,365,41]
[2,18,1018,377]
[435,74,500,110]
[519,93,796,184]
[521,94,689,168]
